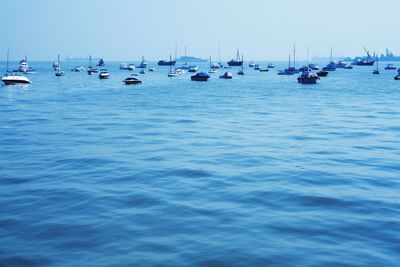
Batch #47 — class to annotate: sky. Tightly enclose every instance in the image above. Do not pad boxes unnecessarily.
[1,0,399,61]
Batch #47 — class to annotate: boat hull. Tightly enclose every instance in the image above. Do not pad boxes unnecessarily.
[158,60,176,66]
[227,61,243,67]
[297,77,319,84]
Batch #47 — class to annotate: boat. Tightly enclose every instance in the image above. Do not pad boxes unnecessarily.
[175,68,185,75]
[372,57,380,74]
[278,54,296,75]
[71,66,86,72]
[219,72,233,79]
[97,58,105,66]
[87,55,98,75]
[323,48,337,71]
[259,68,269,72]
[188,66,199,73]
[158,56,176,66]
[353,47,375,66]
[297,68,319,84]
[385,64,397,70]
[248,61,255,67]
[99,69,110,79]
[335,60,347,68]
[308,64,319,70]
[211,63,220,69]
[127,64,135,71]
[137,56,148,69]
[254,64,261,70]
[52,60,60,70]
[395,69,400,80]
[140,69,146,74]
[167,55,178,77]
[237,55,245,75]
[149,67,155,72]
[191,72,210,81]
[123,75,142,85]
[15,56,36,74]
[227,48,243,66]
[120,63,129,70]
[317,70,329,77]
[344,65,353,69]
[208,56,218,74]
[55,54,64,77]
[2,50,31,85]
[267,63,275,69]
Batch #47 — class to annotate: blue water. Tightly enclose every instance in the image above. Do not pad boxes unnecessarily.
[1,61,400,266]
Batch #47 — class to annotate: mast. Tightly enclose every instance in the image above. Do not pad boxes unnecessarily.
[293,45,296,68]
[209,56,211,71]
[58,54,60,70]
[289,54,291,68]
[174,44,177,61]
[169,54,172,73]
[6,49,9,72]
[89,55,92,68]
[218,45,221,64]
[241,54,244,72]
[236,47,240,61]
[307,46,309,66]
[330,47,333,62]
[184,47,187,65]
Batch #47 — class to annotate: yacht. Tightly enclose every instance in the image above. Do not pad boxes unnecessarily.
[16,57,35,74]
[188,66,199,73]
[353,47,375,66]
[2,50,31,85]
[191,72,210,81]
[71,66,86,72]
[99,69,110,79]
[372,57,380,75]
[123,75,142,84]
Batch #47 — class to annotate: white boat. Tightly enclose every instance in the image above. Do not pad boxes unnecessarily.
[120,63,129,70]
[99,69,110,79]
[175,68,185,75]
[55,54,64,76]
[71,66,86,72]
[127,64,136,71]
[2,50,31,85]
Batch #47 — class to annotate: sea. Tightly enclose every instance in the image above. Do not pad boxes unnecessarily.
[0,60,399,266]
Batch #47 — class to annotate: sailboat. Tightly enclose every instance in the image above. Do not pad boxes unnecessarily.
[55,54,64,77]
[209,56,217,74]
[87,55,98,75]
[323,48,337,71]
[168,55,178,77]
[2,50,31,85]
[237,54,245,75]
[278,54,295,75]
[373,56,380,74]
[227,48,243,67]
[137,56,148,69]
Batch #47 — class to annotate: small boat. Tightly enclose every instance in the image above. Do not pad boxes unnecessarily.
[227,48,243,66]
[127,64,135,71]
[344,65,353,69]
[175,68,185,75]
[278,54,296,75]
[322,62,336,72]
[140,69,146,74]
[248,61,255,67]
[15,56,36,74]
[372,57,379,75]
[167,55,178,77]
[123,76,142,85]
[209,56,218,73]
[335,61,347,68]
[2,50,30,85]
[317,70,329,77]
[259,68,269,72]
[52,60,60,71]
[219,72,233,79]
[297,68,320,84]
[158,54,176,66]
[55,54,64,77]
[87,55,98,75]
[211,63,221,69]
[237,55,245,75]
[267,63,275,69]
[191,72,210,81]
[149,67,155,72]
[188,66,199,73]
[71,66,86,72]
[308,64,319,70]
[120,63,129,70]
[254,64,261,70]
[97,58,105,66]
[137,56,148,69]
[99,69,110,79]
[385,64,397,70]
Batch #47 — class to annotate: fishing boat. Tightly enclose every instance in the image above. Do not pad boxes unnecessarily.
[317,70,329,77]
[99,69,110,79]
[372,57,380,74]
[191,72,210,81]
[219,72,233,79]
[55,54,64,77]
[123,75,142,85]
[237,55,245,75]
[137,56,148,69]
[227,48,243,67]
[297,68,319,84]
[2,50,31,85]
[385,64,397,70]
[97,58,105,66]
[353,47,375,66]
[87,55,98,75]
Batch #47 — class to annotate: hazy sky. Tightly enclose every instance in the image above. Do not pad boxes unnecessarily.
[1,0,399,61]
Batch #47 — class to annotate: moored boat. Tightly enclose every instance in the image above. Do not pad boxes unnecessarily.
[219,72,233,79]
[99,69,110,79]
[385,64,397,70]
[123,75,142,84]
[137,56,148,69]
[227,48,243,66]
[297,68,320,84]
[191,72,210,81]
[55,54,64,77]
[2,50,31,85]
[87,55,98,75]
[317,70,329,77]
[97,58,105,66]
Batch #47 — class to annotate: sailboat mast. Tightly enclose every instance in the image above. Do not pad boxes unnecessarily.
[307,46,309,66]
[169,54,172,73]
[330,47,333,62]
[218,45,221,64]
[89,55,92,67]
[293,45,296,68]
[185,47,187,65]
[241,54,244,71]
[174,45,177,61]
[6,49,9,72]
[209,56,211,71]
[289,54,291,68]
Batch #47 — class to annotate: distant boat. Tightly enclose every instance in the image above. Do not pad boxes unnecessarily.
[2,50,31,85]
[308,64,319,70]
[127,64,135,71]
[353,47,375,66]
[254,64,261,70]
[188,66,199,73]
[123,75,142,85]
[372,57,380,74]
[395,69,400,80]
[149,67,155,72]
[120,63,129,70]
[248,61,255,67]
[209,56,218,73]
[137,56,148,69]
[267,63,275,69]
[99,69,110,79]
[55,54,64,77]
[97,58,105,66]
[278,54,296,75]
[87,55,98,75]
[385,64,397,70]
[175,68,185,75]
[259,68,269,72]
[158,53,176,66]
[219,72,233,79]
[167,55,178,77]
[344,65,353,69]
[191,72,210,81]
[15,56,36,74]
[237,55,245,75]
[52,60,60,71]
[71,66,86,72]
[297,68,319,84]
[323,48,337,71]
[227,48,243,67]
[140,69,146,74]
